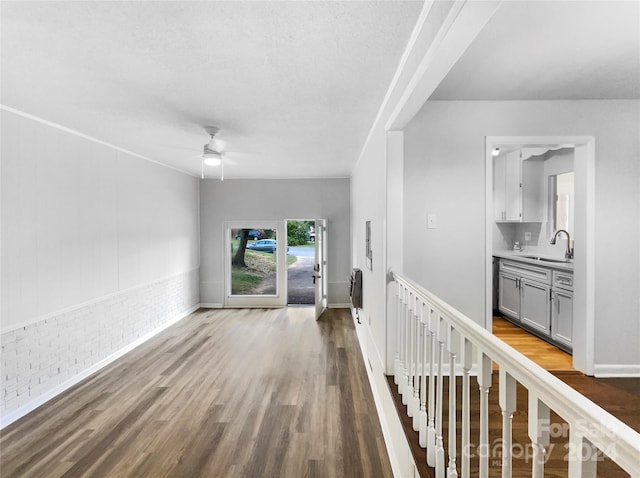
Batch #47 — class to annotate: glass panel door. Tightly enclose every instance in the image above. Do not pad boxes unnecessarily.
[314,219,328,319]
[225,221,286,307]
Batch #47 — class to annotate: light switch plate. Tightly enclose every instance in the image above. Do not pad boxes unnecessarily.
[525,231,532,241]
[427,213,437,229]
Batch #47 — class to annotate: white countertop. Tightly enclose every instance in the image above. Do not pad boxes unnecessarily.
[493,250,574,271]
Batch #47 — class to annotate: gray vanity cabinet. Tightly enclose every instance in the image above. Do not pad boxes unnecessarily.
[497,257,573,353]
[498,260,551,335]
[551,270,574,352]
[520,278,551,335]
[498,272,520,321]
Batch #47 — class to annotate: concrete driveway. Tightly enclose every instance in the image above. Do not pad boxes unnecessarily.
[288,247,315,304]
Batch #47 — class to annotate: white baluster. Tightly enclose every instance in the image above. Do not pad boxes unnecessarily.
[397,285,405,391]
[461,338,472,478]
[477,352,492,478]
[435,315,446,478]
[412,299,422,431]
[404,291,414,408]
[447,326,460,478]
[567,432,597,478]
[419,301,428,447]
[401,288,409,403]
[394,281,401,385]
[427,307,437,467]
[528,394,550,478]
[499,369,516,478]
[408,294,417,418]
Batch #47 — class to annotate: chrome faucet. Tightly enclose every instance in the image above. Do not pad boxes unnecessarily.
[550,229,573,259]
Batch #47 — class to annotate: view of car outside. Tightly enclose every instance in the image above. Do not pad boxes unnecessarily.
[230,221,315,303]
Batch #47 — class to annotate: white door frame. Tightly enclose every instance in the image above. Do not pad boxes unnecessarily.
[485,136,595,375]
[314,219,328,319]
[224,220,287,307]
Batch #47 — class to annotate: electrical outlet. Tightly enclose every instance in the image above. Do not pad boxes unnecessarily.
[525,231,532,241]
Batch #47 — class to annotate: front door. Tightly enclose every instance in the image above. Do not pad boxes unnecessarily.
[313,219,328,319]
[225,220,287,307]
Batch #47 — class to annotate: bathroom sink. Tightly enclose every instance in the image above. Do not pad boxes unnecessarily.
[520,255,572,263]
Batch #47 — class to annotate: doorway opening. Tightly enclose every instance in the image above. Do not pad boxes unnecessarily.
[286,220,316,305]
[286,219,328,320]
[485,136,595,375]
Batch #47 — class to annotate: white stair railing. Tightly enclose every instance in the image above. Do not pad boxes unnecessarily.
[391,271,640,478]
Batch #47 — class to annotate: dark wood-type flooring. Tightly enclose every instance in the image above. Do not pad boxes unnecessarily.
[0,307,392,478]
[389,316,640,477]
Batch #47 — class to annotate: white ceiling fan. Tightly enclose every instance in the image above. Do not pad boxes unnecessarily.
[200,126,250,180]
[200,126,226,180]
[167,126,246,180]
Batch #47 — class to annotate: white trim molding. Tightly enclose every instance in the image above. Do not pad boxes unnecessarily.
[0,105,195,177]
[593,364,640,378]
[484,135,596,376]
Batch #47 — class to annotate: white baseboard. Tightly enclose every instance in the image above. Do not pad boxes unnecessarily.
[593,363,640,378]
[350,313,418,478]
[201,303,350,309]
[1,304,199,429]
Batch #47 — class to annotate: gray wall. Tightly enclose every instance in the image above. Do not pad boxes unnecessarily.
[199,178,351,306]
[1,109,200,419]
[403,99,640,369]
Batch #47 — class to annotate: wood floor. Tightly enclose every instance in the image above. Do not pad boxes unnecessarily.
[389,316,640,477]
[0,307,392,478]
[492,316,574,371]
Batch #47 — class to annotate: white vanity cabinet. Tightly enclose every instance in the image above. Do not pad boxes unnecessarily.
[498,260,551,335]
[494,149,544,223]
[551,270,574,352]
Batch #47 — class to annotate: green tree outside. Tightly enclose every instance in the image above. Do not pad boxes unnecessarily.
[287,220,313,246]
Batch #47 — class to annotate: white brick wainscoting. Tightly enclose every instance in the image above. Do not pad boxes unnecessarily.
[1,269,199,426]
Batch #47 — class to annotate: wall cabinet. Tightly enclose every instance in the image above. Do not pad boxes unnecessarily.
[497,258,572,352]
[494,150,544,223]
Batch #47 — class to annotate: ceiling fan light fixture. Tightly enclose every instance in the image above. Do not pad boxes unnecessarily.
[206,137,224,153]
[203,153,222,167]
[203,125,225,154]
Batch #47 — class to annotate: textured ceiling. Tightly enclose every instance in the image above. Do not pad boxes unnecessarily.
[431,1,640,100]
[4,2,637,180]
[1,1,423,178]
